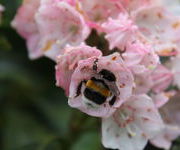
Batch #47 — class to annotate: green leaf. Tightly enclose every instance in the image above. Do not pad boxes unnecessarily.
[36,98,72,137]
[2,108,54,150]
[71,132,102,150]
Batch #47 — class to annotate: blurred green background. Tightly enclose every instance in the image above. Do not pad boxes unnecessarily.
[0,0,179,150]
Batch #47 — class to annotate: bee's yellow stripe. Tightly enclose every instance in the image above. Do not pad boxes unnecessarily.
[86,80,111,97]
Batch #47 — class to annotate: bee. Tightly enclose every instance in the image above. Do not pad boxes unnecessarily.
[83,77,111,105]
[99,69,116,82]
[76,69,117,106]
[92,59,116,82]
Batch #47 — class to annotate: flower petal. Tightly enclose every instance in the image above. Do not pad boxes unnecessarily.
[102,13,138,50]
[35,1,90,60]
[151,92,180,149]
[102,94,164,150]
[135,6,180,57]
[77,0,124,26]
[151,125,180,150]
[55,44,102,95]
[11,0,42,59]
[151,64,173,93]
[102,116,148,150]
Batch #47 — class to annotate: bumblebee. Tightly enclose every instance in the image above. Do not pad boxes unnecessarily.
[83,77,111,105]
[81,69,117,106]
[99,69,116,82]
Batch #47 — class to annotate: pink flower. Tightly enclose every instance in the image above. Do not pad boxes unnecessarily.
[76,0,124,30]
[121,41,159,74]
[135,6,180,57]
[102,94,164,150]
[68,53,134,117]
[151,92,180,149]
[79,0,160,32]
[101,13,138,50]
[12,0,90,60]
[151,65,173,93]
[132,64,172,95]
[101,14,160,74]
[102,5,180,58]
[133,72,153,94]
[55,44,102,96]
[109,0,162,13]
[151,126,180,150]
[36,1,90,60]
[11,0,42,59]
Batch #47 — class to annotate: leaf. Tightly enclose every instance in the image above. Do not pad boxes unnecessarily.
[71,131,102,150]
[36,97,72,137]
[1,107,58,150]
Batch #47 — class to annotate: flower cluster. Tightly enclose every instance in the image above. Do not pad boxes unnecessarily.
[12,0,180,150]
